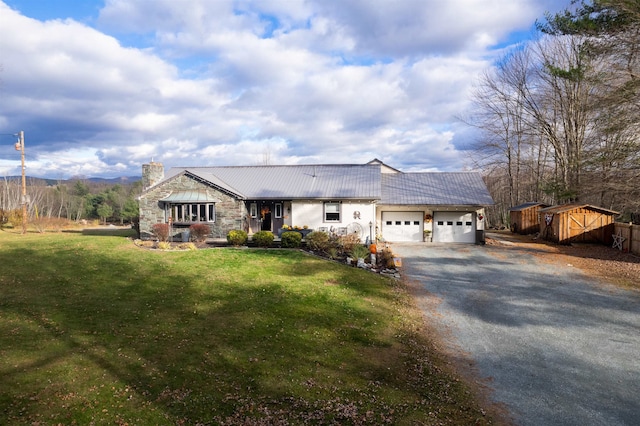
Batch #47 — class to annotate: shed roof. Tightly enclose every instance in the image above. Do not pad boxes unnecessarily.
[510,202,549,212]
[381,172,494,205]
[539,204,619,215]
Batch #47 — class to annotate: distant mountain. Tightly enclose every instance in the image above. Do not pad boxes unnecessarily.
[3,175,141,186]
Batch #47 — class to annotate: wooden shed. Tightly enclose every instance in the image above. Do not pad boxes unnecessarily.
[510,202,549,235]
[539,204,619,245]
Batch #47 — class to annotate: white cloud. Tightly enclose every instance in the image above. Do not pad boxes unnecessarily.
[0,0,571,178]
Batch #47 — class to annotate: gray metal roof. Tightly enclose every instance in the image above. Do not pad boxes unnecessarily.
[160,190,221,203]
[157,163,494,206]
[381,172,494,206]
[510,202,548,212]
[164,164,382,200]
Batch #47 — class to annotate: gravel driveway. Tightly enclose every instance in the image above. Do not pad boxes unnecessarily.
[391,241,640,426]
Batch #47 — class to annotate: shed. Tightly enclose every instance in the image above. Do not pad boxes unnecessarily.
[510,202,549,235]
[539,204,619,245]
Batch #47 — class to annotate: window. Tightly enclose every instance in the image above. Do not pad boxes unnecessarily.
[456,221,463,226]
[324,201,341,222]
[274,203,282,218]
[169,203,215,223]
[250,202,257,218]
[413,221,420,225]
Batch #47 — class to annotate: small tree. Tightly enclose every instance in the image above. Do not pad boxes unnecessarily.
[96,203,113,225]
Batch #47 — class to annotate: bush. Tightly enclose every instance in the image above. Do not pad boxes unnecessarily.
[227,229,248,246]
[305,231,330,252]
[339,233,361,254]
[152,223,171,242]
[281,231,302,248]
[378,247,396,269]
[178,242,198,251]
[326,247,339,260]
[252,230,274,248]
[157,241,171,250]
[350,244,370,260]
[31,217,73,233]
[189,223,210,242]
[6,209,23,229]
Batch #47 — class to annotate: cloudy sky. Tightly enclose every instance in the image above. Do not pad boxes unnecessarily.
[0,0,570,179]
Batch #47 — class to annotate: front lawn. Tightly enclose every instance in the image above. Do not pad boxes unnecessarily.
[0,229,492,425]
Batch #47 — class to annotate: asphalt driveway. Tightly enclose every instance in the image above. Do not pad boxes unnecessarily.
[391,241,640,426]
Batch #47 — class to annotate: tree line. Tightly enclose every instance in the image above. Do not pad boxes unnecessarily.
[0,177,141,228]
[469,0,640,225]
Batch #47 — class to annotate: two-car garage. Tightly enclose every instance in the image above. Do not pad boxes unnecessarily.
[381,211,477,243]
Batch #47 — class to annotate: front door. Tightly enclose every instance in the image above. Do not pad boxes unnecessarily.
[260,202,272,231]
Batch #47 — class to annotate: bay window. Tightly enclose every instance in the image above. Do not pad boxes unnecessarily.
[168,203,215,223]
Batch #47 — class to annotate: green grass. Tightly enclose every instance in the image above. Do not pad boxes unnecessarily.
[0,229,491,425]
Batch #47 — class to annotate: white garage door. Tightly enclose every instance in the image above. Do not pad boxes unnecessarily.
[382,211,423,242]
[433,212,475,243]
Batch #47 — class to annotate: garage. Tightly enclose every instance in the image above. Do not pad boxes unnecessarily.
[381,211,423,242]
[433,211,475,243]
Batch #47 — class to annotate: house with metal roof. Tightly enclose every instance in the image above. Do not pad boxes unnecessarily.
[138,160,493,243]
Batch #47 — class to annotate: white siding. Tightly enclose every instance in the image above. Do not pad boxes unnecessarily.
[290,200,375,241]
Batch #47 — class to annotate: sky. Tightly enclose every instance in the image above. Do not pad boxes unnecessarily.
[0,0,571,179]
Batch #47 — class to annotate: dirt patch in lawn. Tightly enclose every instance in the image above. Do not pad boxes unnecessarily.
[486,230,640,291]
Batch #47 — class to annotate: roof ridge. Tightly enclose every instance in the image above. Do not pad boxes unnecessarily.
[174,163,378,169]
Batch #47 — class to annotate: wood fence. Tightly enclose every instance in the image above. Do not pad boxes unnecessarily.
[612,223,640,256]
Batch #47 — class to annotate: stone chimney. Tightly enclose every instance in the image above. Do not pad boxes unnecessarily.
[142,161,164,190]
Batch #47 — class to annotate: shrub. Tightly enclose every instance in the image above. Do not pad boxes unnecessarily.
[157,241,172,250]
[281,231,302,248]
[339,233,361,254]
[189,223,210,242]
[378,247,396,269]
[227,229,248,246]
[7,209,23,229]
[350,244,370,260]
[326,247,339,260]
[31,217,73,233]
[178,242,198,251]
[252,230,274,248]
[152,223,171,242]
[306,231,330,252]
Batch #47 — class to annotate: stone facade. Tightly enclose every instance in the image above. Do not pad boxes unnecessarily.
[139,173,246,240]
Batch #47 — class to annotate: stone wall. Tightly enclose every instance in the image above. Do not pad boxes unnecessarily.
[139,173,246,240]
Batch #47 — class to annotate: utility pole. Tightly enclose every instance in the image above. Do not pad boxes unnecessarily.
[15,131,27,234]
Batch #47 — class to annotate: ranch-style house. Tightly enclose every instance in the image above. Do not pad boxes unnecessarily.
[138,159,494,244]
